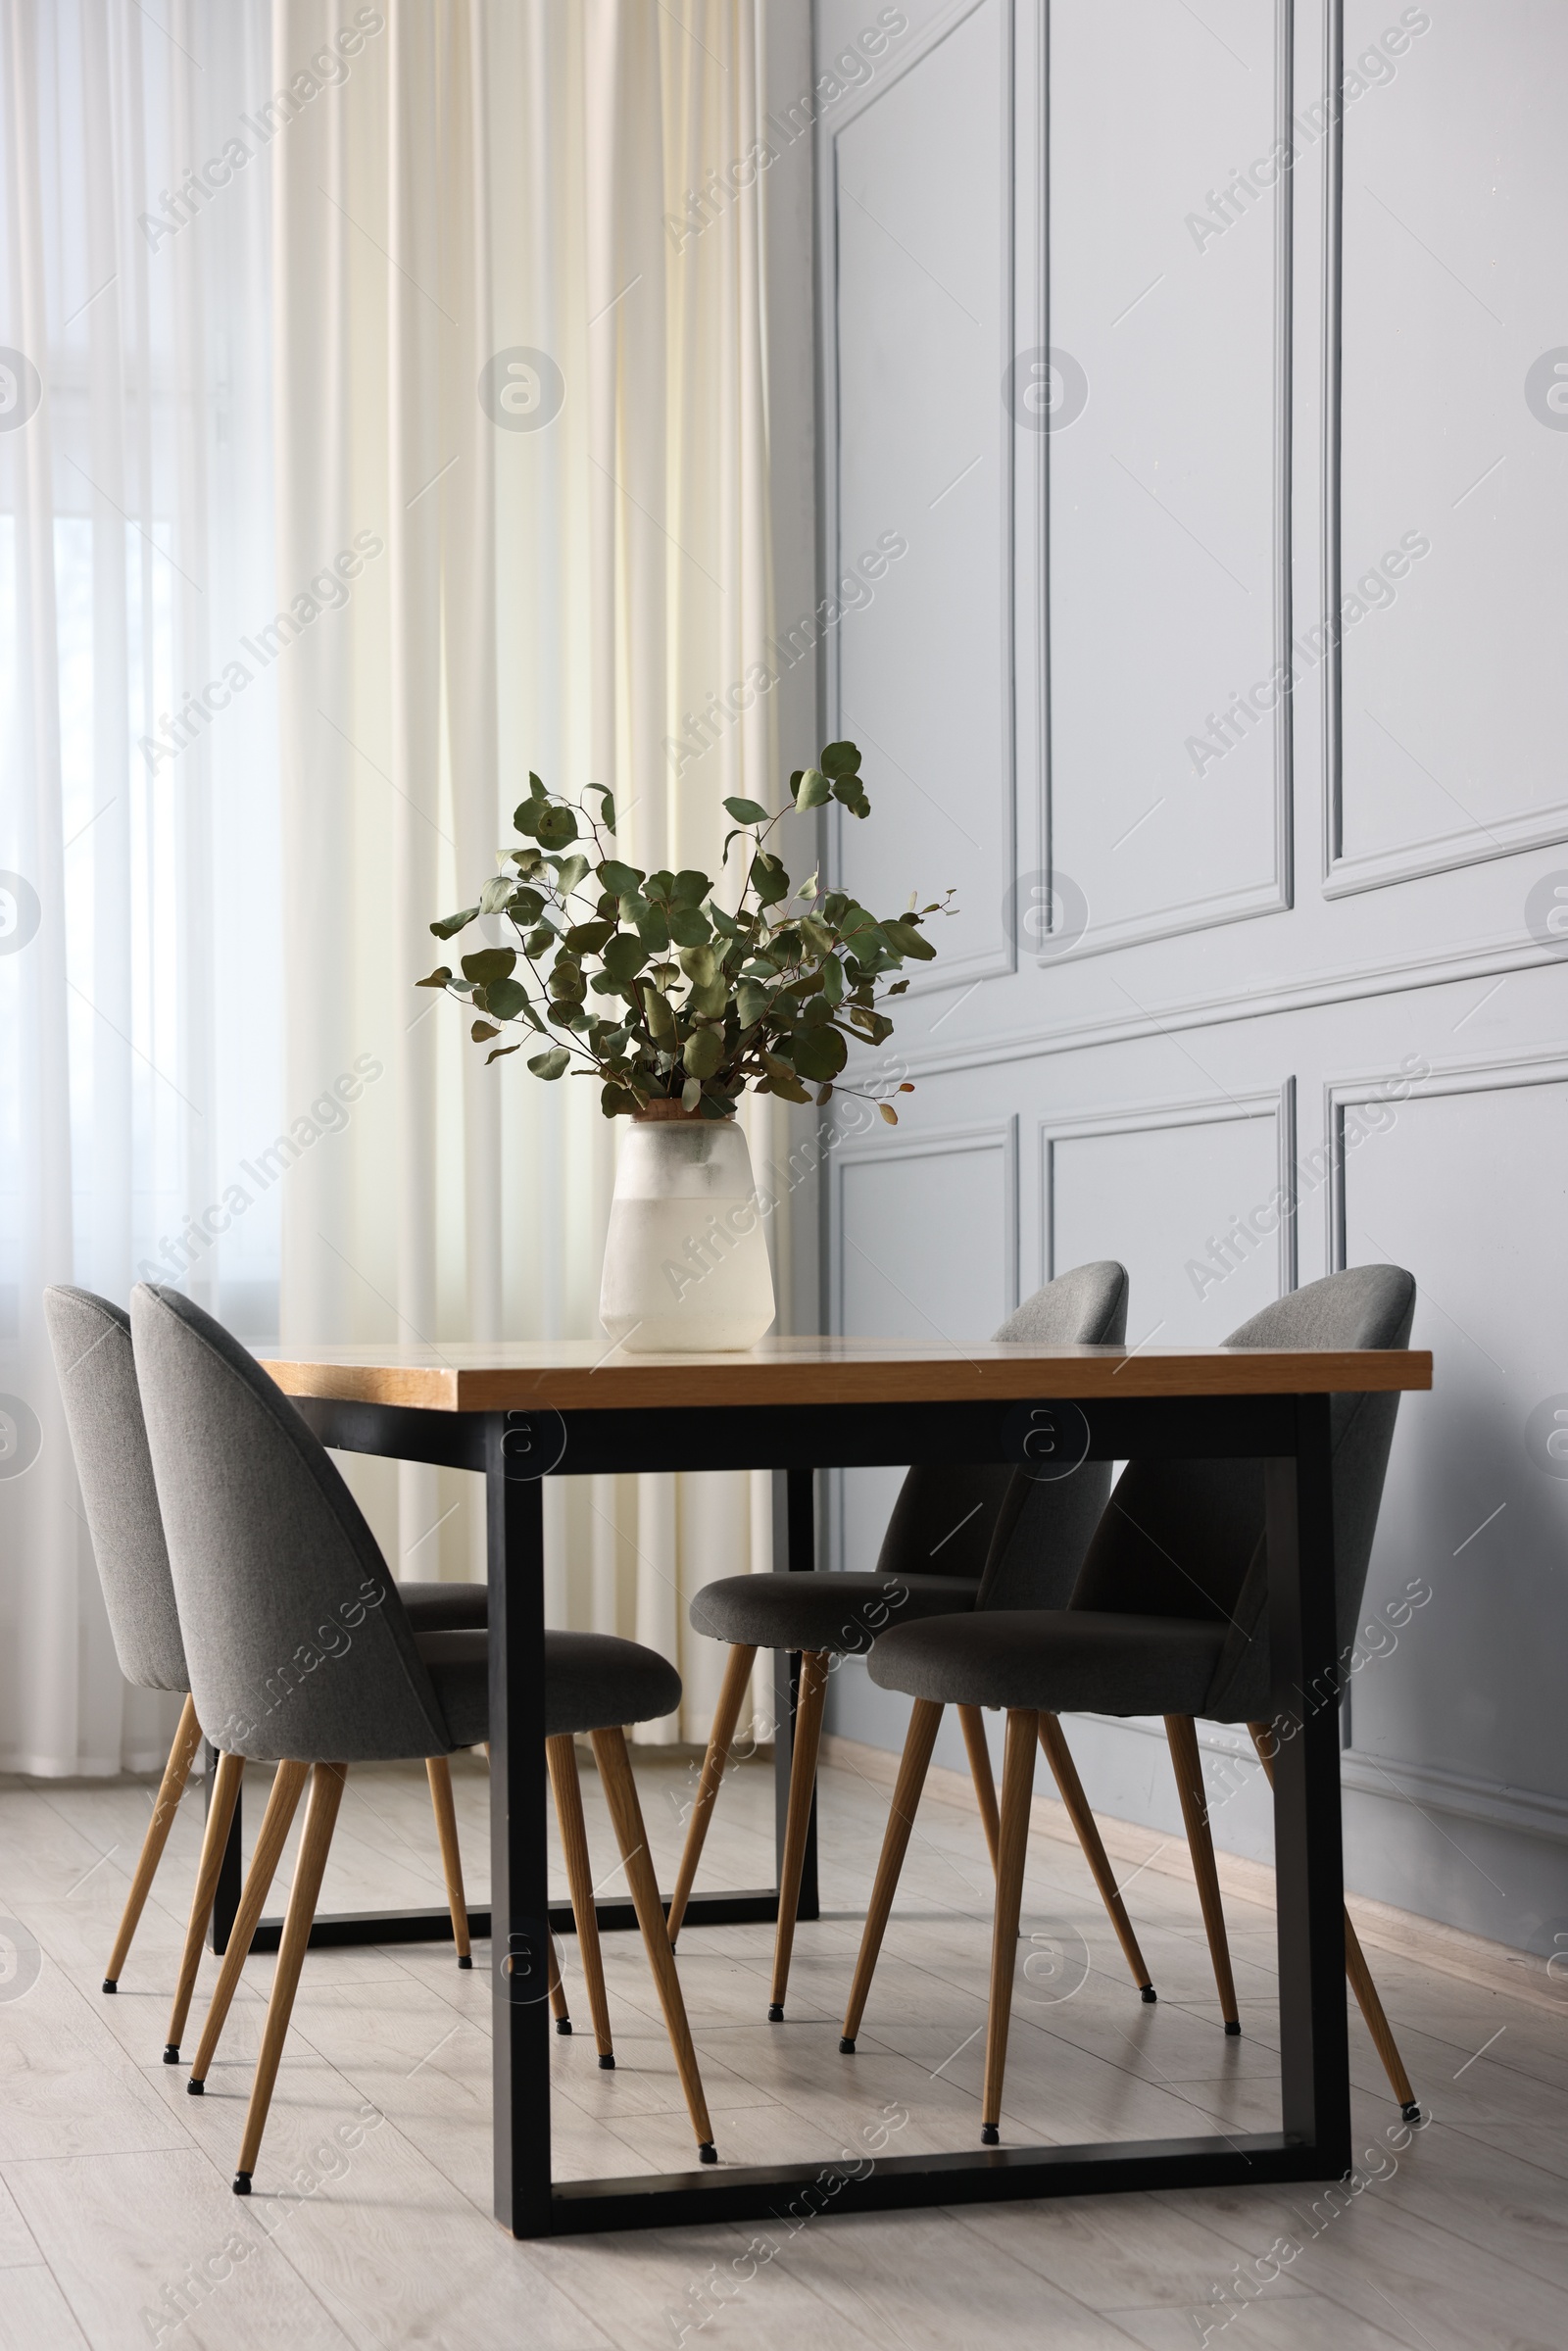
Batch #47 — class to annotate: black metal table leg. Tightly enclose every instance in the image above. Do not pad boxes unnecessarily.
[772,1465,820,1924]
[1265,1394,1352,2169]
[488,1412,553,2239]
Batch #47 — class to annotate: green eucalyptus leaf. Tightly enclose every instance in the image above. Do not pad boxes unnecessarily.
[513,800,542,837]
[601,1081,639,1116]
[535,804,578,850]
[688,977,728,1020]
[643,868,675,904]
[485,1043,522,1064]
[470,1018,501,1042]
[678,944,717,987]
[794,766,831,809]
[564,918,615,955]
[750,853,790,906]
[820,955,845,1007]
[528,1047,571,1080]
[602,932,651,987]
[644,987,678,1047]
[431,905,481,940]
[599,858,645,897]
[683,1025,725,1079]
[735,978,770,1028]
[635,903,670,952]
[416,965,453,989]
[479,875,517,914]
[585,783,616,831]
[800,994,831,1028]
[555,852,591,895]
[722,796,770,824]
[831,774,871,818]
[548,957,586,1003]
[523,924,557,957]
[671,867,711,906]
[509,886,546,924]
[484,976,529,1020]
[882,917,937,960]
[681,1076,703,1113]
[461,948,517,985]
[667,904,712,949]
[819,740,861,778]
[799,915,834,959]
[790,1023,848,1082]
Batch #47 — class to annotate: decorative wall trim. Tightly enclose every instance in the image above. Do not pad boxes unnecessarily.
[1038,0,1295,963]
[1325,1041,1568,1276]
[821,0,1018,1000]
[829,1113,1021,1336]
[1038,1080,1297,1298]
[893,929,1568,1085]
[1320,0,1568,894]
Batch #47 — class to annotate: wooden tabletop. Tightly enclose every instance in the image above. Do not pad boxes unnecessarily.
[262,1337,1433,1414]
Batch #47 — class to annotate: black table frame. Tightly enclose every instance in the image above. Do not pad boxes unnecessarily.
[218,1384,1352,2238]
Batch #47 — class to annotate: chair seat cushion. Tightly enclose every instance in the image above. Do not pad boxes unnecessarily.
[415,1628,682,1747]
[868,1609,1227,1716]
[689,1571,980,1654]
[401,1581,488,1632]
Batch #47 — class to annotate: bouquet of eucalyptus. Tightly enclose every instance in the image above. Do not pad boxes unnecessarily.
[418,743,950,1123]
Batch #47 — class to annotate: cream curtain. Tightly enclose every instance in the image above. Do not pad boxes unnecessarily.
[1,0,275,1774]
[2,0,781,1774]
[270,0,779,1742]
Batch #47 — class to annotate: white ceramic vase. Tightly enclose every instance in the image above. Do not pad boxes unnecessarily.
[598,1105,776,1352]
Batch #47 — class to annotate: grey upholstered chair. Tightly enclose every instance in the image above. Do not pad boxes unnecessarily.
[671,1262,1133,2023]
[866,1264,1421,2143]
[43,1286,484,2058]
[128,1283,715,2188]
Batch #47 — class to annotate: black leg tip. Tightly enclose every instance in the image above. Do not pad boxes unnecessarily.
[231,2173,251,2196]
[839,2036,857,2055]
[767,2004,784,2023]
[102,1979,117,1994]
[1224,2021,1242,2037]
[1401,2101,1421,2125]
[1140,1984,1156,2004]
[186,2078,205,2096]
[598,2052,615,2070]
[163,2044,180,2066]
[698,2141,717,2166]
[555,2017,571,2035]
[980,2124,1000,2146]
[457,1954,472,1971]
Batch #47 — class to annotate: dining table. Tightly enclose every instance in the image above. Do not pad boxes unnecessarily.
[241,1334,1432,2238]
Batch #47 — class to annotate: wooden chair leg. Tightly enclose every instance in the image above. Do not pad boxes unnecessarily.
[589,1728,715,2163]
[1246,1723,1419,2120]
[547,1734,614,2064]
[981,1709,1038,2143]
[769,1649,830,2021]
[165,1749,244,2064]
[424,1757,471,1968]
[666,1641,757,1945]
[232,1762,347,2194]
[956,1705,1000,1872]
[1165,1715,1240,2033]
[104,1693,203,1992]
[186,1761,310,2092]
[840,1698,944,2050]
[547,1929,569,2029]
[1038,1716,1156,2000]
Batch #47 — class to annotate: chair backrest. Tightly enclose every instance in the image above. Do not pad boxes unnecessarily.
[129,1285,453,1763]
[43,1286,187,1693]
[876,1261,1129,1605]
[1068,1264,1417,1721]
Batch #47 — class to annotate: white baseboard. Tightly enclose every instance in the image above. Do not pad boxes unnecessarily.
[819,1730,1568,2023]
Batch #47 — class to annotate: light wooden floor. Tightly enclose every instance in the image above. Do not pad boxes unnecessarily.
[1,1741,1564,2351]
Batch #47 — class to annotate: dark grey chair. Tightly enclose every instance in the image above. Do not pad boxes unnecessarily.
[43,1286,485,2052]
[866,1264,1422,2142]
[670,1262,1132,2022]
[128,1283,716,2187]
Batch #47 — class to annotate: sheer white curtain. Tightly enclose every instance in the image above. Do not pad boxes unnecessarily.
[268,0,779,1744]
[3,0,781,1775]
[1,0,275,1774]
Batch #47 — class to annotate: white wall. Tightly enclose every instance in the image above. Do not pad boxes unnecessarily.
[805,0,1568,1956]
